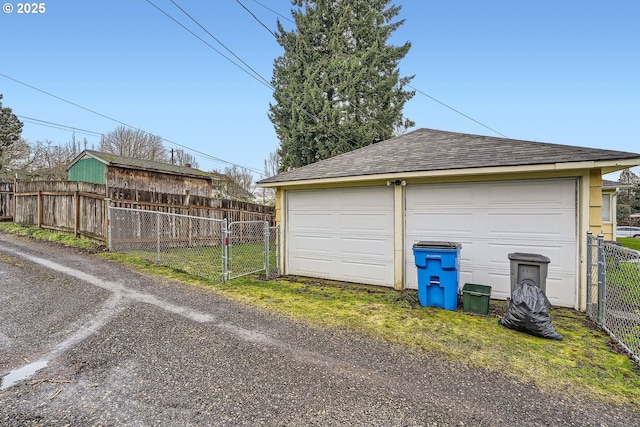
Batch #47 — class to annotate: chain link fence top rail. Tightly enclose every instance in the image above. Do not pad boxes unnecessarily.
[109,207,225,281]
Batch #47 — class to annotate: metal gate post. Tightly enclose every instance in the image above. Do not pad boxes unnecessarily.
[264,221,269,278]
[586,231,593,315]
[222,218,228,283]
[156,212,161,263]
[107,206,112,251]
[596,233,606,326]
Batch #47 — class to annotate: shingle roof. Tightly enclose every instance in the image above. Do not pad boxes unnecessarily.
[259,128,640,184]
[603,179,634,189]
[70,150,218,180]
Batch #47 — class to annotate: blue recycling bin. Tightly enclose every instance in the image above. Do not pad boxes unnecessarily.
[412,241,462,310]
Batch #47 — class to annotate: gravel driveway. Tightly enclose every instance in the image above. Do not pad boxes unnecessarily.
[0,232,638,426]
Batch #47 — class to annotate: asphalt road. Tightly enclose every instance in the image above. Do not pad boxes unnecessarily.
[1,232,638,427]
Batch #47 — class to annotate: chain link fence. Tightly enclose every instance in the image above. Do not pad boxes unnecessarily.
[108,207,278,282]
[225,221,279,280]
[586,232,640,364]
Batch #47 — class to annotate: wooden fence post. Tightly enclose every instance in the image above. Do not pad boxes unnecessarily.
[104,198,111,244]
[37,191,43,228]
[74,189,80,237]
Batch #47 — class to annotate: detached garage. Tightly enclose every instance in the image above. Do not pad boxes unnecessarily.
[258,128,640,309]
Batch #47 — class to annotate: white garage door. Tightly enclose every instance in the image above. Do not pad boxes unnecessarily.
[405,179,577,307]
[286,187,395,287]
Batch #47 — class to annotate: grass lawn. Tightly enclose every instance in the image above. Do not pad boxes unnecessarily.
[618,237,640,251]
[2,222,639,407]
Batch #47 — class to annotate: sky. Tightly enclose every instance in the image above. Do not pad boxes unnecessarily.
[1,0,639,180]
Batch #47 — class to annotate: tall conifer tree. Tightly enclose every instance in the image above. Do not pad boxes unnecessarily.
[0,94,24,170]
[269,0,414,170]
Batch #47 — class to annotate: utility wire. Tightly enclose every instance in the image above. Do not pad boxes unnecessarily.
[237,0,277,36]
[407,84,508,138]
[237,0,404,153]
[249,0,294,24]
[1,73,265,175]
[155,0,366,156]
[168,0,272,88]
[18,115,104,138]
[1,72,132,130]
[156,0,403,159]
[239,1,508,139]
[145,0,271,91]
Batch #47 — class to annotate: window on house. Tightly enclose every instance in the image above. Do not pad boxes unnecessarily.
[602,193,611,223]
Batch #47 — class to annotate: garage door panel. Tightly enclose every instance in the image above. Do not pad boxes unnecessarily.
[289,255,332,276]
[488,182,572,205]
[408,212,474,234]
[408,185,475,206]
[340,212,393,233]
[405,179,577,307]
[289,191,334,209]
[340,260,393,285]
[288,213,332,231]
[287,188,395,287]
[488,212,573,237]
[338,191,391,209]
[540,277,574,307]
[289,234,332,254]
[341,236,392,258]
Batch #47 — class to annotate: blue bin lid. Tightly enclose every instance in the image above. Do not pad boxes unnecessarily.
[413,241,461,249]
[508,252,550,263]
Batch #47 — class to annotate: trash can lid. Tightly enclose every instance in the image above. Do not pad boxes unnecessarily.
[508,252,550,263]
[413,241,461,249]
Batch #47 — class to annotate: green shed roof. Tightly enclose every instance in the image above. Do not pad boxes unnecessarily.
[67,150,220,181]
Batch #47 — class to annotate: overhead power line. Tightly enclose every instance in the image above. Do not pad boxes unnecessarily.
[407,85,508,138]
[249,0,294,24]
[158,0,397,156]
[145,0,271,91]
[148,0,351,156]
[237,1,507,139]
[0,72,265,175]
[167,0,272,88]
[236,0,277,36]
[17,115,104,138]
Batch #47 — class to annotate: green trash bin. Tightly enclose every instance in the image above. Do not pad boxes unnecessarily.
[462,283,492,315]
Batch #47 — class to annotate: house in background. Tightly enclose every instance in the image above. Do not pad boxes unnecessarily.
[601,179,633,240]
[67,150,254,202]
[258,128,640,310]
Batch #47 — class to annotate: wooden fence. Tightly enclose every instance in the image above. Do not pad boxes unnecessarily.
[0,182,13,220]
[1,181,274,244]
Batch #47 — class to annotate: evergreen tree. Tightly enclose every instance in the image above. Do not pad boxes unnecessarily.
[617,169,640,223]
[269,0,414,170]
[0,94,24,170]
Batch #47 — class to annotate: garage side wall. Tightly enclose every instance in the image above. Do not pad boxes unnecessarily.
[588,170,604,236]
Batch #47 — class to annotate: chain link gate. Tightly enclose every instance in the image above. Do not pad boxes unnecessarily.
[223,220,274,281]
[108,207,278,282]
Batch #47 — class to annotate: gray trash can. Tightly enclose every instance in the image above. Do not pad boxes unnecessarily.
[508,252,550,294]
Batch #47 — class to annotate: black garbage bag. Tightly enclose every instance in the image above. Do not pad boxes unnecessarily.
[499,281,563,340]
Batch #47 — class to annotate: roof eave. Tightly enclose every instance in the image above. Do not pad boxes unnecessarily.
[65,150,110,171]
[257,158,640,188]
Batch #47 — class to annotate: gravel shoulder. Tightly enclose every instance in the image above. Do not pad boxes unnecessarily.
[1,232,638,427]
